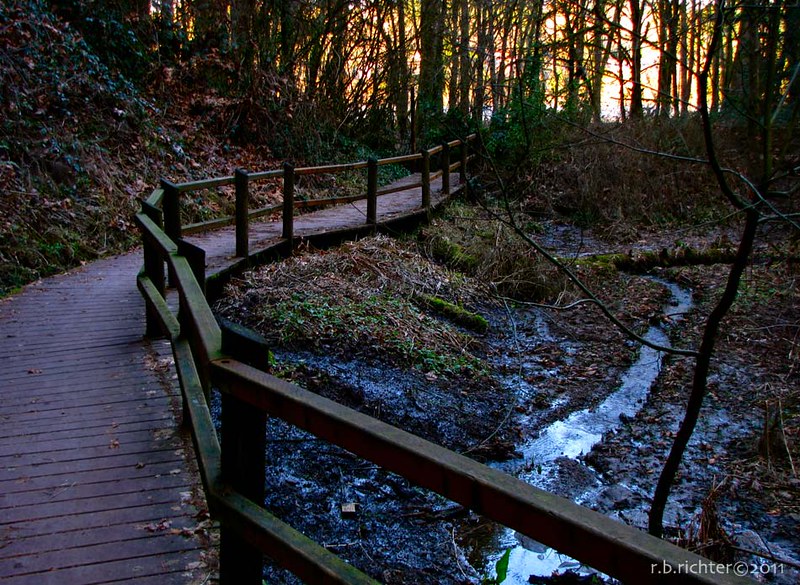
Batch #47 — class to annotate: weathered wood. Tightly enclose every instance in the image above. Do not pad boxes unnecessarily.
[141,200,166,337]
[235,169,250,258]
[282,162,295,245]
[176,175,235,192]
[459,140,468,185]
[248,169,284,181]
[366,158,378,226]
[160,179,182,241]
[177,238,207,296]
[145,187,165,207]
[217,321,270,585]
[294,161,369,175]
[0,251,206,584]
[377,153,422,166]
[210,359,751,585]
[213,491,378,585]
[168,255,222,391]
[135,212,178,258]
[441,142,451,195]
[172,336,221,496]
[421,150,431,213]
[183,214,236,235]
[377,180,423,197]
[137,272,180,339]
[294,193,366,209]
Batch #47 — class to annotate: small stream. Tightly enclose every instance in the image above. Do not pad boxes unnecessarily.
[215,270,799,583]
[480,279,694,583]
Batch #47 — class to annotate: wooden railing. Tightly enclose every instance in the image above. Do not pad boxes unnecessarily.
[135,137,751,585]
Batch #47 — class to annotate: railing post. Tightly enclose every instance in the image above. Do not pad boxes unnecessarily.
[141,200,164,338]
[421,149,431,217]
[441,142,450,196]
[459,140,468,185]
[160,179,181,287]
[235,169,250,258]
[160,179,181,242]
[177,239,206,298]
[366,157,378,227]
[218,318,269,585]
[282,162,295,250]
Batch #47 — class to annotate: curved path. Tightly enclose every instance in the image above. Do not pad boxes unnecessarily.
[0,173,459,583]
[0,253,208,584]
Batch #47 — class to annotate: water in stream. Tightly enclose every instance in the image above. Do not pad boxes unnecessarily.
[215,270,799,583]
[478,279,694,583]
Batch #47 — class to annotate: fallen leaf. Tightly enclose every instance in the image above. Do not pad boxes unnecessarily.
[142,520,172,532]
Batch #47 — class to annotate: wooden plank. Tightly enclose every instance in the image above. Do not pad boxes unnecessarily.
[0,446,185,482]
[248,168,283,181]
[0,413,175,443]
[377,153,422,165]
[213,491,377,585]
[0,486,195,525]
[182,214,235,235]
[0,471,190,509]
[0,502,196,543]
[0,460,189,497]
[137,273,180,339]
[0,417,174,449]
[175,175,234,192]
[135,212,178,258]
[0,424,178,457]
[144,188,165,207]
[0,557,198,585]
[294,161,369,175]
[172,337,221,494]
[0,395,172,424]
[0,386,174,413]
[377,181,423,197]
[0,534,200,583]
[0,516,199,562]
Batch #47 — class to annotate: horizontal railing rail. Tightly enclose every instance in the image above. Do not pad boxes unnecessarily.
[173,136,477,252]
[135,134,749,585]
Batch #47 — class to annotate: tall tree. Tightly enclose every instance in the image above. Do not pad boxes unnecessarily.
[629,0,645,117]
[418,0,447,137]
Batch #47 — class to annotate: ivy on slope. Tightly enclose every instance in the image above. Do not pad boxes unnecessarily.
[0,0,160,294]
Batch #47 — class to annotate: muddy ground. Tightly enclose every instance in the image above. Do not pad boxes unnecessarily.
[214,218,799,584]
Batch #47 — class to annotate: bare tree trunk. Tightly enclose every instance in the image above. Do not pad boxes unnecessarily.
[473,0,490,123]
[458,0,472,116]
[630,0,644,117]
[419,0,446,134]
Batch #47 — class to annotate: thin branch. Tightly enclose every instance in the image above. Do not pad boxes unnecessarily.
[473,140,699,358]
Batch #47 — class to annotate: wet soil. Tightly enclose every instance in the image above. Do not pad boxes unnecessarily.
[213,222,799,584]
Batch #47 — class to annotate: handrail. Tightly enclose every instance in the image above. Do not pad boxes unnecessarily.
[136,205,379,584]
[170,136,478,250]
[135,133,747,584]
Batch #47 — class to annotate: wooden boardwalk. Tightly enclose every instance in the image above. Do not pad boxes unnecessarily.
[188,172,455,278]
[0,173,459,584]
[0,253,209,584]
